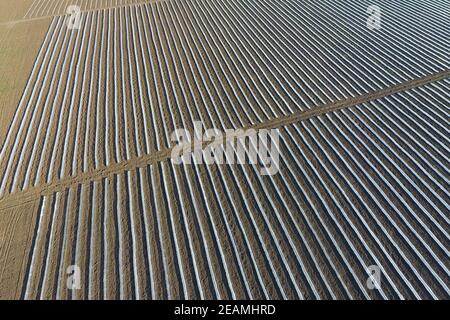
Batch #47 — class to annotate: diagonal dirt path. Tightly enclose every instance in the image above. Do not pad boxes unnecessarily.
[0,69,448,211]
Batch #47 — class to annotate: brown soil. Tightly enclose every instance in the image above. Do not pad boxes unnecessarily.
[0,0,449,300]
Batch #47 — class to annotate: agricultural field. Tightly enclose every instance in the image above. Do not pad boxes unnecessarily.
[24,0,151,19]
[0,0,449,300]
[0,0,36,23]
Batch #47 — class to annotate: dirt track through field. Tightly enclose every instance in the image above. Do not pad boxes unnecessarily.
[0,0,449,300]
[19,81,450,299]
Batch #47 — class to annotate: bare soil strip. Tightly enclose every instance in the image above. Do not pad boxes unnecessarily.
[0,69,448,211]
[0,18,51,143]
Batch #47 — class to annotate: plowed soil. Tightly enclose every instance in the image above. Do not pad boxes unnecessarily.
[0,0,449,300]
